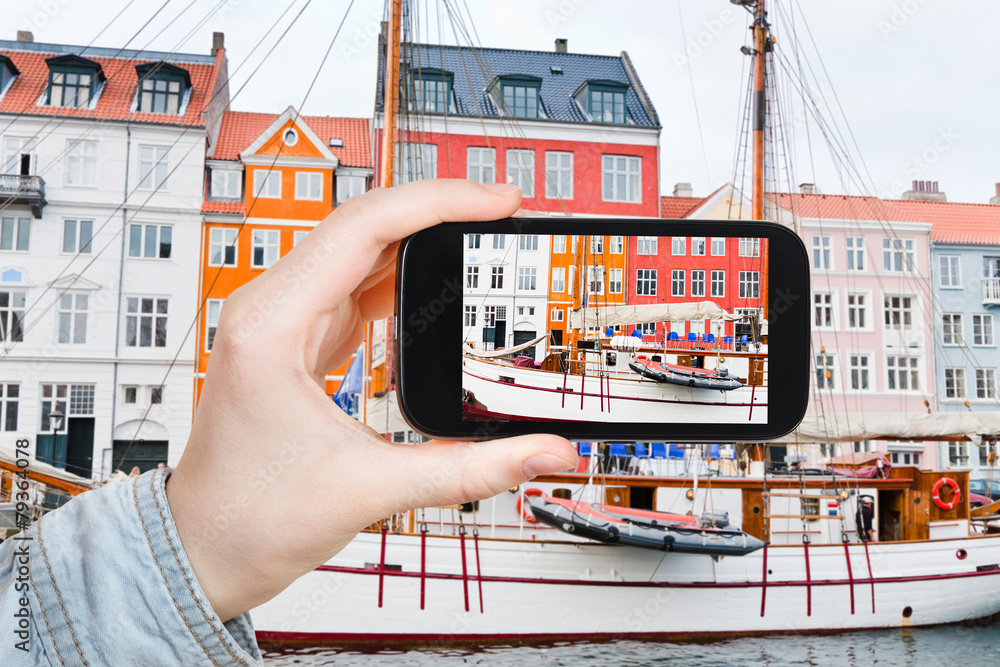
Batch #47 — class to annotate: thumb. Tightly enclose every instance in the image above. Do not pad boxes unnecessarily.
[374,435,578,515]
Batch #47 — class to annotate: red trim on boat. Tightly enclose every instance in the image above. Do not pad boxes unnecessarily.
[760,543,769,617]
[843,539,856,615]
[803,538,812,616]
[863,539,876,613]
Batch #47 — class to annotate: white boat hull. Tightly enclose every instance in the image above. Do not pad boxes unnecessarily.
[462,356,768,424]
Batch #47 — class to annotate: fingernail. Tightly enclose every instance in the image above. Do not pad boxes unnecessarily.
[521,454,574,479]
[479,182,521,196]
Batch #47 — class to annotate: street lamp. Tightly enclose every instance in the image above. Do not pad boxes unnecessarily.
[49,407,64,434]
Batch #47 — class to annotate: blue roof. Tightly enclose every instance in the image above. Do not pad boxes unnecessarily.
[376,42,659,128]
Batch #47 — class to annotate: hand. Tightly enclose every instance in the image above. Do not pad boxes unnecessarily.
[166,180,577,622]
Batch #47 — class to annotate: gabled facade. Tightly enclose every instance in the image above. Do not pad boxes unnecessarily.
[196,108,372,401]
[0,32,229,478]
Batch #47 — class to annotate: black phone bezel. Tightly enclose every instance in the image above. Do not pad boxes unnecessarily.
[394,218,810,442]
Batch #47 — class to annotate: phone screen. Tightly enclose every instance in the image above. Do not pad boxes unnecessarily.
[461,233,768,424]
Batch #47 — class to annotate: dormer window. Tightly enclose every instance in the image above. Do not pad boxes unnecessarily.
[135,61,190,115]
[45,55,104,109]
[575,80,628,124]
[409,68,454,114]
[0,55,19,98]
[493,75,542,119]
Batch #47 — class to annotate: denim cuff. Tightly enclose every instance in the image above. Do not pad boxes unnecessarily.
[25,468,262,666]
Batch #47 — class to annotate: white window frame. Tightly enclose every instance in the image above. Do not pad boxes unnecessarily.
[671,237,686,256]
[690,237,706,256]
[544,151,573,199]
[711,237,725,256]
[944,367,966,400]
[610,236,623,254]
[551,267,565,293]
[517,267,538,291]
[636,269,656,296]
[590,236,603,254]
[506,149,535,197]
[64,139,97,187]
[1,217,31,252]
[815,352,837,390]
[490,266,504,289]
[812,235,832,270]
[942,313,964,346]
[636,236,657,255]
[813,291,835,329]
[519,235,539,251]
[124,296,169,348]
[975,368,998,400]
[883,295,914,330]
[467,147,496,184]
[211,169,242,199]
[467,234,481,249]
[206,299,224,352]
[609,268,623,294]
[137,145,169,191]
[293,230,308,246]
[128,223,172,260]
[671,269,685,297]
[739,238,759,257]
[57,293,88,344]
[849,352,872,392]
[738,271,759,299]
[588,266,605,295]
[939,254,961,288]
[886,355,920,392]
[0,290,25,343]
[601,154,641,203]
[846,236,865,271]
[336,174,366,204]
[710,270,725,297]
[466,266,479,289]
[690,269,705,297]
[464,305,476,327]
[847,292,869,330]
[251,229,281,268]
[62,219,93,254]
[550,308,564,322]
[973,313,995,346]
[552,235,566,253]
[396,143,437,184]
[294,171,324,201]
[252,169,281,199]
[882,237,915,272]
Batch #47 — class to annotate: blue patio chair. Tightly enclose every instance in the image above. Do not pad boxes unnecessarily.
[740,335,748,345]
[577,442,592,457]
[605,326,615,337]
[609,442,630,457]
[631,329,643,339]
[687,332,697,347]
[650,442,668,458]
[634,443,650,458]
[704,333,716,347]
[724,335,734,348]
[668,444,685,459]
[668,331,680,344]
[705,444,721,459]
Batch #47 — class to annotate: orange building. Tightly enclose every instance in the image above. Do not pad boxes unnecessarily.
[547,235,629,345]
[196,107,372,403]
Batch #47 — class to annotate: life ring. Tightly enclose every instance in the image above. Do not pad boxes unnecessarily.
[932,477,962,511]
[517,487,545,523]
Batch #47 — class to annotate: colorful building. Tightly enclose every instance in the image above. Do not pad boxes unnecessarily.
[197,107,371,402]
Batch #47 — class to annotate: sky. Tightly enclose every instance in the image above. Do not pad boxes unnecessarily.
[6,0,1000,205]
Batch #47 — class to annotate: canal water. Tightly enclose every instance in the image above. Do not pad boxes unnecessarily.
[262,617,1000,665]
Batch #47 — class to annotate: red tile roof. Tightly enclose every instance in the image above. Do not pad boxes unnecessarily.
[769,193,922,223]
[211,111,371,168]
[0,47,224,126]
[202,200,243,215]
[659,195,707,218]
[893,199,1000,246]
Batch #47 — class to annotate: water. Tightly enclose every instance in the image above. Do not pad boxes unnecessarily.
[262,618,1000,665]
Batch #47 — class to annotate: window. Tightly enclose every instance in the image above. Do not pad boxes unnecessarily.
[609,268,623,294]
[973,314,995,346]
[47,64,97,108]
[672,237,686,255]
[588,237,603,254]
[691,270,705,297]
[552,235,566,253]
[812,235,832,270]
[636,269,657,296]
[125,297,168,348]
[135,62,188,114]
[492,234,505,249]
[976,368,997,400]
[211,170,241,199]
[64,139,97,186]
[519,235,539,251]
[846,236,865,271]
[739,238,759,257]
[739,271,759,299]
[545,151,573,199]
[295,172,323,200]
[518,267,537,291]
[847,294,867,329]
[482,306,505,327]
[814,292,834,328]
[40,384,67,432]
[820,443,840,460]
[944,368,966,399]
[882,237,915,272]
[691,237,706,256]
[57,294,87,344]
[128,224,172,259]
[550,308,564,322]
[854,441,874,453]
[252,170,281,198]
[336,175,366,204]
[411,70,453,113]
[293,230,308,246]
[491,266,504,289]
[711,270,725,297]
[588,266,604,295]
[939,313,962,346]
[671,270,685,297]
[123,385,139,405]
[610,236,623,254]
[638,322,657,336]
[499,79,540,118]
[138,146,169,191]
[397,143,437,183]
[551,267,565,292]
[0,383,17,431]
[587,84,626,123]
[849,354,870,391]
[890,451,921,467]
[467,234,481,249]
[466,266,479,289]
[939,255,961,287]
[949,441,969,467]
[251,229,280,268]
[150,386,163,405]
[601,155,641,203]
[463,305,476,327]
[886,355,919,391]
[62,219,93,254]
[883,296,913,329]
[0,217,30,251]
[815,353,835,390]
[463,147,496,184]
[206,299,224,352]
[636,236,657,255]
[506,149,535,197]
[0,291,25,343]
[208,227,238,266]
[711,237,725,256]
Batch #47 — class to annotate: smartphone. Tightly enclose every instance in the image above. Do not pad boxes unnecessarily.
[394,218,810,442]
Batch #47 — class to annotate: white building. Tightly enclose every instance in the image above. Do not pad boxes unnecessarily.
[0,32,229,478]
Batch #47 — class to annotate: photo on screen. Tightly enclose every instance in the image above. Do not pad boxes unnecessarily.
[461,233,768,424]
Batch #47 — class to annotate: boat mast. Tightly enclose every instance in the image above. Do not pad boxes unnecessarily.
[751,0,770,323]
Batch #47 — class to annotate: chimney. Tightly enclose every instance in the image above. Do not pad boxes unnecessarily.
[672,182,693,198]
[555,38,568,53]
[211,32,225,56]
[990,183,1000,205]
[901,179,946,202]
[16,31,33,43]
[799,183,815,195]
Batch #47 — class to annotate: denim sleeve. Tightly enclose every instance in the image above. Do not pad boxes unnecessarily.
[0,468,262,666]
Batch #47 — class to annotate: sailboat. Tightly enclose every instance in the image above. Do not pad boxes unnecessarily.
[252,0,1000,645]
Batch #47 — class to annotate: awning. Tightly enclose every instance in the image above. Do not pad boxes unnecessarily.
[569,302,743,330]
[463,333,549,359]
